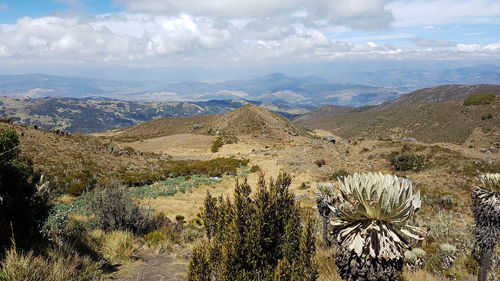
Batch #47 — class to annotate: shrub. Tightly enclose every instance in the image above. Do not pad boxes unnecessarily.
[211,134,238,153]
[0,128,50,251]
[90,187,162,235]
[189,173,318,281]
[315,159,326,167]
[463,93,496,106]
[329,169,349,180]
[144,231,166,246]
[390,152,426,172]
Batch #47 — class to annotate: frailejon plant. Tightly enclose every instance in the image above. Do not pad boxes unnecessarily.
[472,173,500,281]
[327,172,426,281]
[316,183,336,248]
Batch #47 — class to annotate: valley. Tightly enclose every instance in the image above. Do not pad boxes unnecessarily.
[1,87,499,280]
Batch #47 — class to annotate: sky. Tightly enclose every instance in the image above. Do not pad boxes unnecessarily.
[0,0,499,81]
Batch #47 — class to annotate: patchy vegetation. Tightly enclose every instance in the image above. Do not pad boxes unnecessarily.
[463,93,496,106]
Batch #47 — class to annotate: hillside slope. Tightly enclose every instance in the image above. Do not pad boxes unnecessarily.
[296,98,500,143]
[376,84,500,110]
[113,104,305,140]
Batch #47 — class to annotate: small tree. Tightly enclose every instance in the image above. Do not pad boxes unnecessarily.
[0,128,49,252]
[189,173,318,281]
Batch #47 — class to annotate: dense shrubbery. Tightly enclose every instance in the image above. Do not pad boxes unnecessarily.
[165,158,249,178]
[188,173,318,281]
[389,147,427,172]
[463,93,496,106]
[0,128,50,252]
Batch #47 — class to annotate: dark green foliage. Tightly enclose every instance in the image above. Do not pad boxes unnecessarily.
[0,128,50,252]
[211,134,238,153]
[189,173,318,281]
[390,152,426,172]
[90,188,162,235]
[165,158,249,178]
[463,93,496,106]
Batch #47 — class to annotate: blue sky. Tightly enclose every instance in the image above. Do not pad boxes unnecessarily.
[0,0,499,80]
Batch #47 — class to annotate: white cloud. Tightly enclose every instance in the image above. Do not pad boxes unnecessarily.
[388,0,500,27]
[115,0,394,30]
[411,38,456,47]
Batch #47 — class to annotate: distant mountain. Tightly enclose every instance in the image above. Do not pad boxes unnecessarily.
[0,73,403,107]
[293,105,353,122]
[0,97,308,133]
[339,65,500,89]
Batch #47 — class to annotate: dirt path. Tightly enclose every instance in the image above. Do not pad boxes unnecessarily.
[105,251,189,281]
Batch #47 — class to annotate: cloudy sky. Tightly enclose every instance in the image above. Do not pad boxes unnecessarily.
[0,0,499,80]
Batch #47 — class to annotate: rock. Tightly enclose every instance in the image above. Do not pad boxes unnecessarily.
[289,131,298,136]
[193,124,203,130]
[404,137,417,143]
[324,136,336,143]
[473,160,482,165]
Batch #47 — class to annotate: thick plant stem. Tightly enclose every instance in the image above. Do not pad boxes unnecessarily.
[322,216,331,248]
[478,247,493,281]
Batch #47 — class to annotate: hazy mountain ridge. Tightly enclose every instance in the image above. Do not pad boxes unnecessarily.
[338,65,500,89]
[0,73,403,107]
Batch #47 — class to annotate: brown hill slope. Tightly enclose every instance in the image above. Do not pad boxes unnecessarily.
[296,98,500,144]
[377,84,500,110]
[0,122,174,194]
[113,104,304,140]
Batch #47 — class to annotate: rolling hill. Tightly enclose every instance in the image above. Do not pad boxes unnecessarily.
[111,104,305,140]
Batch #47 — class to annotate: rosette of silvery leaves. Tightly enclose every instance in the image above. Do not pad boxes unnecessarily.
[328,172,427,281]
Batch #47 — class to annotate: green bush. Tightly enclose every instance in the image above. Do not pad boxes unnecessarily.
[144,231,166,246]
[90,187,163,235]
[188,173,318,281]
[0,128,50,252]
[463,93,496,106]
[390,152,426,172]
[166,158,249,178]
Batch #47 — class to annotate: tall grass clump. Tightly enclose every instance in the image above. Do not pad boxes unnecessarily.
[0,245,102,281]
